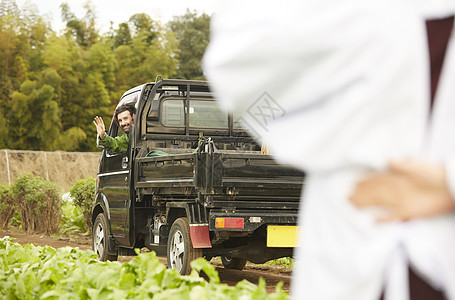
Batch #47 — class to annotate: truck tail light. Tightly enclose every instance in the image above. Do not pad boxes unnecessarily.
[215,218,244,229]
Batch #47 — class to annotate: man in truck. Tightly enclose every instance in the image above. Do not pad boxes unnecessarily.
[93,104,136,152]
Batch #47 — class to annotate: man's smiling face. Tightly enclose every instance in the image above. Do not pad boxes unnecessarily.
[117,110,135,133]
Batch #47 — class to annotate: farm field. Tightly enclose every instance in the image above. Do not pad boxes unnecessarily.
[0,229,292,294]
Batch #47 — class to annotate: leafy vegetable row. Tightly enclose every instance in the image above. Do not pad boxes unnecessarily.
[0,237,289,299]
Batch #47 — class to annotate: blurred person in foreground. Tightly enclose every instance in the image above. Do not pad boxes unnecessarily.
[203,1,455,299]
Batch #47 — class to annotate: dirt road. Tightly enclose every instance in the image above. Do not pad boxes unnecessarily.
[0,230,292,293]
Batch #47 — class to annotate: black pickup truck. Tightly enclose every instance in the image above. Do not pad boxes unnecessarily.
[92,78,305,274]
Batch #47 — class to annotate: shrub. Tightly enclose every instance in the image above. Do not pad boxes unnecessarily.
[69,177,95,233]
[0,185,15,230]
[12,173,61,234]
[60,192,88,234]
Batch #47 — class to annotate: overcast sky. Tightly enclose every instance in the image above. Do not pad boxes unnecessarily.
[16,0,216,33]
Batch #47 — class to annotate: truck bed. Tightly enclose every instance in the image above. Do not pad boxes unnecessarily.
[135,150,304,205]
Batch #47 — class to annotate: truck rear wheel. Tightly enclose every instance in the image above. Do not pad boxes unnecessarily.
[221,256,247,270]
[93,213,118,261]
[167,217,202,275]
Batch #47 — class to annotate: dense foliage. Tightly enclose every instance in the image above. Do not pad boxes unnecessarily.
[0,0,210,152]
[0,237,289,299]
[69,177,95,233]
[1,175,94,235]
[10,173,61,234]
[60,192,87,235]
[0,184,14,229]
[169,10,211,80]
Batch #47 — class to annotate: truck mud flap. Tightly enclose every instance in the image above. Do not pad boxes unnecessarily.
[189,224,212,248]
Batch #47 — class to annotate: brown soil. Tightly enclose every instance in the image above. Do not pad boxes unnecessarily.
[0,229,292,294]
[0,228,92,250]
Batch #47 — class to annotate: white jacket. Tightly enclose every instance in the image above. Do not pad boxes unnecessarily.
[203,1,455,299]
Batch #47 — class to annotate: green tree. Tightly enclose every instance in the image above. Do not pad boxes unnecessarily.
[0,1,198,151]
[113,22,131,48]
[42,35,83,149]
[113,28,178,92]
[0,0,52,150]
[0,0,20,100]
[40,34,112,151]
[86,40,117,91]
[60,1,98,47]
[169,10,211,80]
[129,13,158,44]
[57,127,87,151]
[0,109,8,148]
[8,80,60,150]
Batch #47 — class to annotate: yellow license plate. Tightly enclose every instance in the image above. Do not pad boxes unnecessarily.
[267,225,300,247]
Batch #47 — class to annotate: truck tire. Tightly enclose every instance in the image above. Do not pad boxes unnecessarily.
[221,256,247,270]
[93,213,118,261]
[167,217,202,275]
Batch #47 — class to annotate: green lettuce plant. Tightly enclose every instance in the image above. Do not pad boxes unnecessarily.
[0,237,289,299]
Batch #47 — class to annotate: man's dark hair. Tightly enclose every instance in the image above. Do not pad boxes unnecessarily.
[114,104,136,124]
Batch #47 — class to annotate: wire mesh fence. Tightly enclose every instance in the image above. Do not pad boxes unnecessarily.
[0,150,100,192]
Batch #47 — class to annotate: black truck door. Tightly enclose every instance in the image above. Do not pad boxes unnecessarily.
[98,124,131,246]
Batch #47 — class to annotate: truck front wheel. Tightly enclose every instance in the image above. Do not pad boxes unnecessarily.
[93,213,118,261]
[221,256,247,270]
[167,217,202,275]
